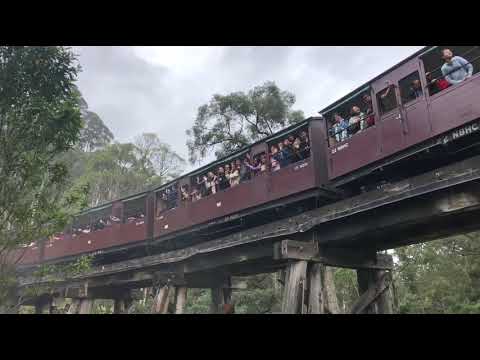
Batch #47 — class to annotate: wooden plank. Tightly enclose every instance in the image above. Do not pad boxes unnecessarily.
[282,261,307,314]
[351,271,392,314]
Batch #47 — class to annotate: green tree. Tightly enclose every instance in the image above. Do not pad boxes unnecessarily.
[77,134,186,207]
[186,81,304,164]
[0,46,85,311]
[393,233,480,314]
[134,133,186,186]
[76,92,114,152]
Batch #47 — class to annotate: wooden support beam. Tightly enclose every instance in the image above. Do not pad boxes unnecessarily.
[78,299,93,314]
[307,263,324,314]
[34,297,52,314]
[113,298,125,314]
[351,271,392,314]
[274,239,393,270]
[282,260,308,314]
[175,287,187,314]
[152,284,174,314]
[210,287,225,314]
[373,270,392,314]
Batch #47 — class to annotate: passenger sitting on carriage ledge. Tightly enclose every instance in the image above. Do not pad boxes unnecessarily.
[408,79,423,101]
[361,94,375,127]
[441,48,473,85]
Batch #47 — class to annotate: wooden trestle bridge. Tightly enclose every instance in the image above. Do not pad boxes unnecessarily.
[15,154,480,314]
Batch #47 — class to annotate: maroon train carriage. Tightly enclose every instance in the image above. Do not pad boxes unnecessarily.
[323,45,480,187]
[16,45,480,268]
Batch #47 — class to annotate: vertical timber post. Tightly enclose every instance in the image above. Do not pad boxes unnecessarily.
[113,298,125,314]
[210,287,225,314]
[282,260,308,314]
[174,287,187,314]
[374,270,392,314]
[307,263,325,314]
[78,299,93,314]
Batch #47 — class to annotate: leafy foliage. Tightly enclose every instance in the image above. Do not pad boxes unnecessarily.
[0,46,85,310]
[74,133,185,207]
[393,233,480,314]
[186,81,304,164]
[76,92,114,152]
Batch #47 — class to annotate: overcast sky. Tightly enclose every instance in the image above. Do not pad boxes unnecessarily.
[74,46,423,168]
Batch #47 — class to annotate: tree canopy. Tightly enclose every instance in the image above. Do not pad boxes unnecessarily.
[186,81,304,164]
[0,46,86,309]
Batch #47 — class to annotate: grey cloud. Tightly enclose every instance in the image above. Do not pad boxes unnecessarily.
[74,46,422,167]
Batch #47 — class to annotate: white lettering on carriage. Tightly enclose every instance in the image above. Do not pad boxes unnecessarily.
[447,122,480,143]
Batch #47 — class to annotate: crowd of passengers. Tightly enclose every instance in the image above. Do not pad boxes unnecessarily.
[177,131,311,203]
[329,94,376,144]
[70,213,146,236]
[329,48,475,145]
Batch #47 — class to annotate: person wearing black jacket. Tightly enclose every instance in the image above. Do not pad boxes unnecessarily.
[216,167,230,191]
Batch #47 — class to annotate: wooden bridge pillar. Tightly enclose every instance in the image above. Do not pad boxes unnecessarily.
[174,286,187,314]
[34,296,52,314]
[78,299,94,314]
[282,260,308,313]
[276,238,394,314]
[210,276,233,314]
[113,298,126,314]
[352,269,393,314]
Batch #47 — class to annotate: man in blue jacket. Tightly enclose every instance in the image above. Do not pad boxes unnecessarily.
[441,48,474,85]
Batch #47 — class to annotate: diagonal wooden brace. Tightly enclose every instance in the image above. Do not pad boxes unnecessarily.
[350,271,392,314]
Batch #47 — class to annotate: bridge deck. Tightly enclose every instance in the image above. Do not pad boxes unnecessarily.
[18,154,480,299]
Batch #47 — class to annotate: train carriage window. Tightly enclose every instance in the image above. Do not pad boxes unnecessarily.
[399,71,423,104]
[421,46,480,96]
[156,183,178,216]
[376,85,398,115]
[90,205,113,231]
[325,88,375,146]
[267,125,311,171]
[124,196,146,224]
[72,214,91,236]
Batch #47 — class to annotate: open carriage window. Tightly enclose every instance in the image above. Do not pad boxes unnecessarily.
[421,46,480,96]
[399,71,423,104]
[188,152,253,203]
[156,183,178,216]
[376,85,398,115]
[325,88,375,147]
[89,205,113,232]
[72,214,91,236]
[267,125,310,171]
[124,196,146,224]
